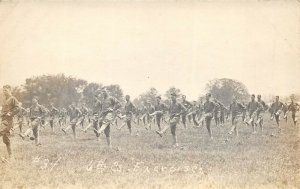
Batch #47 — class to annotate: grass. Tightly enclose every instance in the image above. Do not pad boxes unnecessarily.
[0,115,299,189]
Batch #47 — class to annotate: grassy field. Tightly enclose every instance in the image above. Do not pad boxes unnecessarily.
[0,115,299,189]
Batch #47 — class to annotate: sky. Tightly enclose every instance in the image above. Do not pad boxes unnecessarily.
[0,0,299,100]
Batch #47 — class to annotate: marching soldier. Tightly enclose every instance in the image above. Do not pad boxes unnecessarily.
[213,99,221,127]
[256,95,266,132]
[227,97,245,136]
[49,103,59,133]
[246,94,260,133]
[156,92,186,147]
[82,91,103,141]
[288,97,299,126]
[80,103,89,129]
[118,95,136,135]
[62,102,82,139]
[16,105,29,133]
[58,108,67,127]
[19,97,46,146]
[95,89,121,147]
[203,93,215,139]
[0,85,20,160]
[282,102,289,123]
[188,101,200,127]
[181,95,193,129]
[153,96,167,131]
[270,96,284,129]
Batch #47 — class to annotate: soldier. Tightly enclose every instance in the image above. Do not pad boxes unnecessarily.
[39,105,49,129]
[270,96,284,129]
[58,108,67,128]
[203,93,215,139]
[121,95,136,135]
[156,92,186,147]
[19,97,46,146]
[80,103,89,129]
[227,97,245,136]
[0,85,20,160]
[282,102,289,123]
[213,99,221,127]
[49,103,59,133]
[139,103,148,129]
[256,95,266,132]
[95,89,121,147]
[181,95,193,129]
[288,97,299,126]
[241,102,247,122]
[189,101,200,127]
[153,96,167,131]
[145,100,155,130]
[16,105,29,133]
[62,102,82,139]
[82,91,103,141]
[197,99,204,126]
[246,94,260,133]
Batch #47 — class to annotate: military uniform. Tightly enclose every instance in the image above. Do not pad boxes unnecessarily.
[0,95,19,154]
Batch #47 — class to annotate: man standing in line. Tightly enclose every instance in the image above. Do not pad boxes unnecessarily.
[288,97,299,126]
[62,102,82,139]
[227,97,245,136]
[203,94,215,139]
[270,96,284,129]
[96,89,121,147]
[155,92,186,147]
[181,95,192,129]
[19,97,46,146]
[0,85,20,160]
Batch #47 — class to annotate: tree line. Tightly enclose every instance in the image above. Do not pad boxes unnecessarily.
[0,74,298,108]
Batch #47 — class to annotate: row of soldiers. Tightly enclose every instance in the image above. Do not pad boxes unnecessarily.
[1,85,299,161]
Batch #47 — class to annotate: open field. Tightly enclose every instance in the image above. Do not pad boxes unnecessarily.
[0,115,299,189]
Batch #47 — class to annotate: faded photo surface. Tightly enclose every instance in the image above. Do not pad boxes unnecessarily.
[0,0,299,189]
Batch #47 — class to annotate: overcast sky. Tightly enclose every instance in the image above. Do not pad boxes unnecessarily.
[0,1,299,99]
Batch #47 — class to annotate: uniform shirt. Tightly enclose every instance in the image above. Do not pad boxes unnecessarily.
[30,104,46,119]
[146,105,155,114]
[282,104,289,113]
[288,102,299,112]
[182,100,192,113]
[68,106,82,121]
[229,102,244,117]
[49,106,59,118]
[93,98,102,115]
[257,100,266,112]
[169,101,186,117]
[125,101,136,115]
[1,95,19,121]
[140,106,147,115]
[271,101,284,113]
[203,101,215,114]
[154,102,167,112]
[214,102,221,113]
[219,103,227,114]
[102,96,120,113]
[247,100,259,113]
[190,104,200,114]
[17,107,28,118]
[59,109,67,117]
[81,106,89,116]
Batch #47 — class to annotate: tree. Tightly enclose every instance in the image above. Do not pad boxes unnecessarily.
[22,74,87,108]
[164,86,181,100]
[163,87,182,106]
[82,82,103,108]
[205,78,250,106]
[105,84,124,103]
[133,87,159,107]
